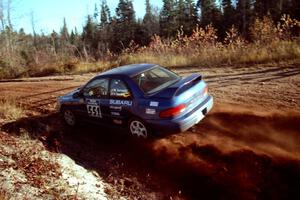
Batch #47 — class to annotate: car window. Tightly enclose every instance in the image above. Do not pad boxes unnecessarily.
[83,78,109,98]
[110,79,131,99]
[132,66,180,95]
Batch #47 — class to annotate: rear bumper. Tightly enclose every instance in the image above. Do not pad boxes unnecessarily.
[147,95,213,135]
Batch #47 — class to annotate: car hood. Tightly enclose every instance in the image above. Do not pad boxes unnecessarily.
[59,87,81,101]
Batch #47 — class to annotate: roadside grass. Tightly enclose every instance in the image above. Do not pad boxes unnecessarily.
[120,40,300,68]
[0,98,24,121]
[0,39,299,80]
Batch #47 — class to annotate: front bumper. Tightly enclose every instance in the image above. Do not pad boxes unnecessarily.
[147,95,213,135]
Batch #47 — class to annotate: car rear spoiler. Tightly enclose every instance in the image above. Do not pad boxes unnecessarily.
[153,74,202,98]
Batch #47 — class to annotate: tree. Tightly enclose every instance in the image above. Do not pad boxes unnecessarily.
[111,0,137,52]
[182,0,198,34]
[142,0,159,42]
[82,15,97,58]
[60,18,69,43]
[100,0,111,27]
[197,0,222,27]
[235,0,254,37]
[93,4,99,22]
[221,0,234,36]
[159,0,177,37]
[116,0,135,23]
[98,0,113,54]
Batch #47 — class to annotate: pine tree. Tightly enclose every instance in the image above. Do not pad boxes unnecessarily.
[142,0,159,42]
[98,0,113,53]
[100,0,111,27]
[112,0,137,51]
[82,15,97,57]
[60,18,69,43]
[160,0,176,37]
[183,0,198,34]
[221,0,234,34]
[70,30,76,45]
[116,0,135,23]
[93,4,99,22]
[197,0,221,27]
[236,0,254,37]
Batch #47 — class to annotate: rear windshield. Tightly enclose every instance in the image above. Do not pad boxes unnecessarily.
[132,66,180,95]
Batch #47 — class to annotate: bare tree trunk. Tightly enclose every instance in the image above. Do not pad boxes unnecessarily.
[30,11,37,48]
[7,0,12,29]
[0,0,5,30]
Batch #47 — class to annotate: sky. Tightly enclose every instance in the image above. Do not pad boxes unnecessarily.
[11,0,163,34]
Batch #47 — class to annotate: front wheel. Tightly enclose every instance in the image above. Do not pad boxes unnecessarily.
[62,109,76,126]
[128,118,149,139]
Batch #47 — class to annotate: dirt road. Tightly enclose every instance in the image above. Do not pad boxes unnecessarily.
[1,63,300,199]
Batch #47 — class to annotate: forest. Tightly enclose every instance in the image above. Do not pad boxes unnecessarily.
[0,0,299,79]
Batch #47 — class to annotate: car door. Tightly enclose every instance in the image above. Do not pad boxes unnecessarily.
[81,78,110,123]
[108,78,133,125]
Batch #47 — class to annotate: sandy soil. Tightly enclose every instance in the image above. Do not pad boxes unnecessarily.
[0,62,300,199]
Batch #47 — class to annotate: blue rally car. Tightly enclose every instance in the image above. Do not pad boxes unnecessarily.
[57,64,213,138]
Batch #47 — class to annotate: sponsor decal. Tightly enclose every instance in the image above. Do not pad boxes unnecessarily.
[111,112,120,116]
[150,101,159,107]
[109,106,122,111]
[146,108,156,115]
[86,99,102,118]
[109,99,132,106]
[113,119,122,125]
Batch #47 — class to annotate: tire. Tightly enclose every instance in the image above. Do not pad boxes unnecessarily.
[128,118,149,139]
[62,109,76,126]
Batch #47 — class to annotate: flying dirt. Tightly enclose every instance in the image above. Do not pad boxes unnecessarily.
[1,63,300,199]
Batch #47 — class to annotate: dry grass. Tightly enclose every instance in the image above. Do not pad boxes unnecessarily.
[120,40,300,68]
[0,98,24,120]
[120,16,300,68]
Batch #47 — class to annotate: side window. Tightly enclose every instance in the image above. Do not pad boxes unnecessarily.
[110,79,131,99]
[83,78,109,98]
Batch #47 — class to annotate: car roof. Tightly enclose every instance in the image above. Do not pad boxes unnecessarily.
[99,63,157,77]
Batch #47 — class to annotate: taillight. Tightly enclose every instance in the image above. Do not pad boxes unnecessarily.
[203,86,208,95]
[159,104,186,118]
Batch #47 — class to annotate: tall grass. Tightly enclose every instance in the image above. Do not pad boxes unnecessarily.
[121,40,300,67]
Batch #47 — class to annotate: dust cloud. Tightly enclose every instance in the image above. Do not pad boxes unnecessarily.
[147,105,300,199]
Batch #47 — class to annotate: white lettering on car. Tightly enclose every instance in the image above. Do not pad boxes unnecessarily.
[109,106,122,111]
[150,101,159,107]
[109,99,132,106]
[146,108,156,115]
[111,112,120,116]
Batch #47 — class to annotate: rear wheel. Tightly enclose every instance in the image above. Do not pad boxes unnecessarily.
[129,118,149,139]
[62,109,76,126]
